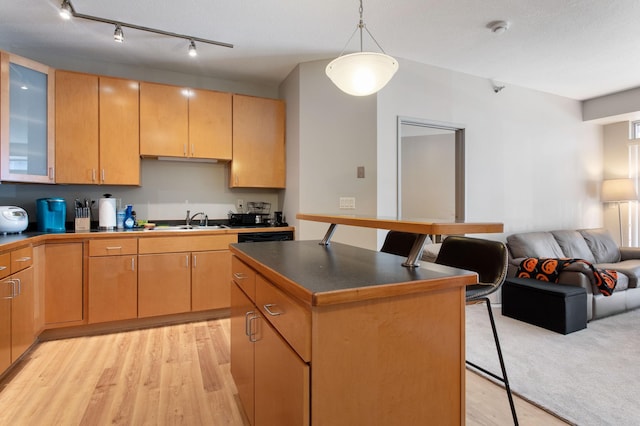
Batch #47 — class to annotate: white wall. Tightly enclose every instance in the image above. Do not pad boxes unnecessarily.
[377,59,603,243]
[282,61,378,248]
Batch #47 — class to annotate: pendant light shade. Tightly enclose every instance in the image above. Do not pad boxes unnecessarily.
[326,52,398,96]
[326,0,398,96]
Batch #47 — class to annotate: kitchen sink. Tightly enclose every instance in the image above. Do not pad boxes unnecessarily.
[149,224,229,231]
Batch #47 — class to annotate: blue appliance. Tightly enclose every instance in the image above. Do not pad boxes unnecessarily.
[36,198,66,233]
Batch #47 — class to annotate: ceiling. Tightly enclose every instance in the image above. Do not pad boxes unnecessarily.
[1,0,639,101]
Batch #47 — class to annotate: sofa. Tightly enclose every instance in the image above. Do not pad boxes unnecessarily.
[506,228,640,320]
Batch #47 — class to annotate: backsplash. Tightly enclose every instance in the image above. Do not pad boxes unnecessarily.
[0,159,282,225]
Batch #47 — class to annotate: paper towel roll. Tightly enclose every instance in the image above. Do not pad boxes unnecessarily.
[99,197,117,229]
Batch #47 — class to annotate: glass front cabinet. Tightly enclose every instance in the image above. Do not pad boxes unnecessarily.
[0,52,55,183]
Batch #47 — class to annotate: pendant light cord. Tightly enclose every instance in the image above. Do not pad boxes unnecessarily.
[337,0,387,57]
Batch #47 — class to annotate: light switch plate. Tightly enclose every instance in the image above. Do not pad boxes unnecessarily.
[339,197,356,209]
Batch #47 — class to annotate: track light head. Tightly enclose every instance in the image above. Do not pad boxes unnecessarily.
[114,24,124,43]
[188,40,197,57]
[59,0,72,20]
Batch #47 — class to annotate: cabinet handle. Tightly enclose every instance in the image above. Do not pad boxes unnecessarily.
[183,143,187,157]
[245,310,255,336]
[2,280,14,299]
[192,255,197,268]
[0,266,7,271]
[106,246,122,251]
[233,272,247,280]
[92,169,96,182]
[263,304,283,316]
[15,278,21,297]
[248,314,260,343]
[234,175,239,186]
[16,257,31,262]
[48,167,55,181]
[101,169,105,183]
[191,144,195,157]
[185,255,189,268]
[131,257,135,271]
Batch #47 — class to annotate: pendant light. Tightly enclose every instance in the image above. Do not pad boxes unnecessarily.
[326,0,398,96]
[113,24,124,43]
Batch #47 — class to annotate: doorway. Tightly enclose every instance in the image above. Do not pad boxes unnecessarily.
[397,117,465,221]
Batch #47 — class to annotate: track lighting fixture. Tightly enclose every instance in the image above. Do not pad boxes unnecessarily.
[58,0,233,53]
[59,0,72,20]
[113,24,124,43]
[326,0,398,96]
[188,40,197,57]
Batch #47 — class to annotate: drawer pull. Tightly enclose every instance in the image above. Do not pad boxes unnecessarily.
[106,246,122,251]
[248,314,260,343]
[2,279,15,299]
[0,266,7,271]
[245,310,255,336]
[233,272,247,280]
[263,304,283,316]
[16,257,31,262]
[131,257,135,272]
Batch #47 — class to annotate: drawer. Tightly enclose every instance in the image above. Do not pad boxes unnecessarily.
[89,238,138,256]
[231,256,256,301]
[11,245,33,273]
[256,274,311,362]
[138,234,237,254]
[0,252,10,279]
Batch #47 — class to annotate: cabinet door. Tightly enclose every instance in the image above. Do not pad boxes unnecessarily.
[231,283,255,425]
[188,89,232,160]
[255,316,310,426]
[138,253,191,317]
[192,250,231,311]
[89,255,137,323]
[11,266,34,362]
[0,52,55,183]
[99,76,140,185]
[44,243,83,324]
[0,279,11,372]
[55,70,99,184]
[230,95,285,188]
[139,82,188,157]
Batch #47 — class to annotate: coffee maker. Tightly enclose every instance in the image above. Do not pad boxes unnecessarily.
[36,198,67,233]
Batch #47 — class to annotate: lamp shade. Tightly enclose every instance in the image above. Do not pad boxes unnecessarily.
[601,178,637,202]
[326,52,399,96]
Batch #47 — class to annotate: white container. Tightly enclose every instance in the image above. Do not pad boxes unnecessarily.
[98,197,116,229]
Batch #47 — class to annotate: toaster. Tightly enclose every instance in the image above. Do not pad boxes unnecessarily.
[0,206,28,234]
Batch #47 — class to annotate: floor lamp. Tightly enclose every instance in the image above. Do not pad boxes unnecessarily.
[602,178,637,245]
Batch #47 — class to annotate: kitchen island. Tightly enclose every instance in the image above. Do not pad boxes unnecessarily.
[230,239,477,425]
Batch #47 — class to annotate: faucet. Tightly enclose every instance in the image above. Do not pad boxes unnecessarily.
[187,211,208,227]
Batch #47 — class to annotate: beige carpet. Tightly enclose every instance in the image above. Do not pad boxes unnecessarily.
[465,304,640,426]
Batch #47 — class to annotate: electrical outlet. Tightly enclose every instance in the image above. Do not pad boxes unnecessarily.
[236,199,244,212]
[357,166,365,178]
[339,197,356,209]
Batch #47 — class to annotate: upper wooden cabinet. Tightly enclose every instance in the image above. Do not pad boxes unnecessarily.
[230,94,285,188]
[140,82,232,160]
[0,52,55,183]
[55,70,140,185]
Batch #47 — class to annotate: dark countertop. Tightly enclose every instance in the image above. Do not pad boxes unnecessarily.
[0,225,294,251]
[230,240,476,306]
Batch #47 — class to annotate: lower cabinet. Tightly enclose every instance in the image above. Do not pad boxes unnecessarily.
[10,266,34,362]
[192,250,231,311]
[88,238,138,324]
[44,242,83,325]
[138,253,191,318]
[88,255,137,323]
[231,277,310,425]
[0,245,36,369]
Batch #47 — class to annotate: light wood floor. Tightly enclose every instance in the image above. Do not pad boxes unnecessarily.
[0,319,568,425]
